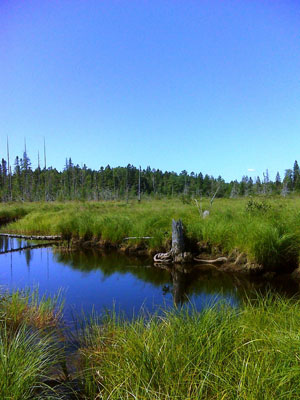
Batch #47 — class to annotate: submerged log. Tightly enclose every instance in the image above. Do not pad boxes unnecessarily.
[193,256,228,265]
[0,233,61,240]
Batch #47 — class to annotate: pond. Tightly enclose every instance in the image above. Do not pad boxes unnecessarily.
[0,237,299,321]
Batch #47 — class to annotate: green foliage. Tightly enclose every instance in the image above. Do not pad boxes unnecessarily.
[245,199,271,214]
[1,289,300,398]
[0,289,64,399]
[2,154,300,201]
[77,293,300,399]
[3,197,300,269]
[0,324,61,399]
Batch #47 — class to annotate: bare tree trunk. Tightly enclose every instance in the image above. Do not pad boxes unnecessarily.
[138,166,141,202]
[153,219,192,264]
[171,219,184,256]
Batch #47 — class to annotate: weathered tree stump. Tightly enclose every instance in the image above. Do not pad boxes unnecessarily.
[153,219,192,264]
[171,219,184,256]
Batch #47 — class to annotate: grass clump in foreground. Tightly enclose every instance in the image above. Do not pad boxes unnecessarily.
[1,289,300,399]
[77,294,300,400]
[0,289,66,399]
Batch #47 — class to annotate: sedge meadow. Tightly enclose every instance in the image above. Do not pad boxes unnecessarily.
[1,197,300,399]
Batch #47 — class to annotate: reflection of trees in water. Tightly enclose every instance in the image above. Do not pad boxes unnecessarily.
[53,250,300,307]
[0,237,9,252]
[53,250,170,287]
[168,266,237,307]
[167,265,300,307]
[25,248,32,268]
[0,237,32,253]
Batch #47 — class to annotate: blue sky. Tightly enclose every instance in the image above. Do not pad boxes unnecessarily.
[0,0,299,181]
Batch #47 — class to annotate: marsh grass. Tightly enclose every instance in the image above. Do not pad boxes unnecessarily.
[77,293,300,399]
[0,203,30,225]
[0,289,66,399]
[0,323,62,399]
[0,289,64,331]
[3,197,300,269]
[1,287,300,399]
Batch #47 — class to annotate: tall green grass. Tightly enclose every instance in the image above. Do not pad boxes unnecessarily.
[0,203,30,225]
[1,288,300,399]
[77,294,300,399]
[2,197,300,269]
[0,289,64,331]
[0,289,65,399]
[0,323,62,399]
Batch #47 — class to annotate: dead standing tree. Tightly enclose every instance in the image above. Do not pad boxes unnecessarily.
[153,218,228,266]
[153,219,192,264]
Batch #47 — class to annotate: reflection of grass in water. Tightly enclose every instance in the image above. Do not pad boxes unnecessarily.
[3,197,300,270]
[78,292,300,399]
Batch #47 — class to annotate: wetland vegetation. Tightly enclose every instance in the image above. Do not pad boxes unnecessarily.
[2,172,300,398]
[1,289,300,399]
[2,196,300,275]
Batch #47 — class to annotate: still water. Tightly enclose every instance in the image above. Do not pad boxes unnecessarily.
[0,237,298,320]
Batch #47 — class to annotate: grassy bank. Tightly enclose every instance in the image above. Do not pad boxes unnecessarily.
[1,289,300,399]
[0,203,31,225]
[2,197,300,271]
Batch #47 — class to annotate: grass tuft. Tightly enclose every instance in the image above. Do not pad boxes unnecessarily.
[77,293,300,399]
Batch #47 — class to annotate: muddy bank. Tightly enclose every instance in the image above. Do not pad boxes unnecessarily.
[2,227,300,282]
[56,237,300,283]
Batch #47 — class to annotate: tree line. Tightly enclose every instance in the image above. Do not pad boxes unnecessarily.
[0,151,299,202]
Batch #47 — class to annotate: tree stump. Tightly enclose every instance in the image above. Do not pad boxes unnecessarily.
[153,219,192,264]
[171,219,184,256]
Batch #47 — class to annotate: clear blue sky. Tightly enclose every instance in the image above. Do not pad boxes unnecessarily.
[1,0,299,182]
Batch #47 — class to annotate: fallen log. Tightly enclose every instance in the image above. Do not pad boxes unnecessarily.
[0,233,61,240]
[123,236,154,240]
[193,256,228,265]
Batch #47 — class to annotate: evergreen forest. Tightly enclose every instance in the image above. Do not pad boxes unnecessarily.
[1,150,300,202]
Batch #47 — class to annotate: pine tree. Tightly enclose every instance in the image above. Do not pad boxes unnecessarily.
[293,160,300,188]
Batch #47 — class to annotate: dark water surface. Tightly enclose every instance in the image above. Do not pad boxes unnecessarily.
[0,237,299,320]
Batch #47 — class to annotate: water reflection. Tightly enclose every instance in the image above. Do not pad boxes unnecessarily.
[0,243,299,318]
[0,236,34,254]
[52,250,300,306]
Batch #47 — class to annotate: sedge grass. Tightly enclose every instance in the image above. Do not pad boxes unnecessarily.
[1,287,300,399]
[0,289,65,399]
[0,323,62,400]
[0,288,64,331]
[77,293,300,400]
[2,197,300,269]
